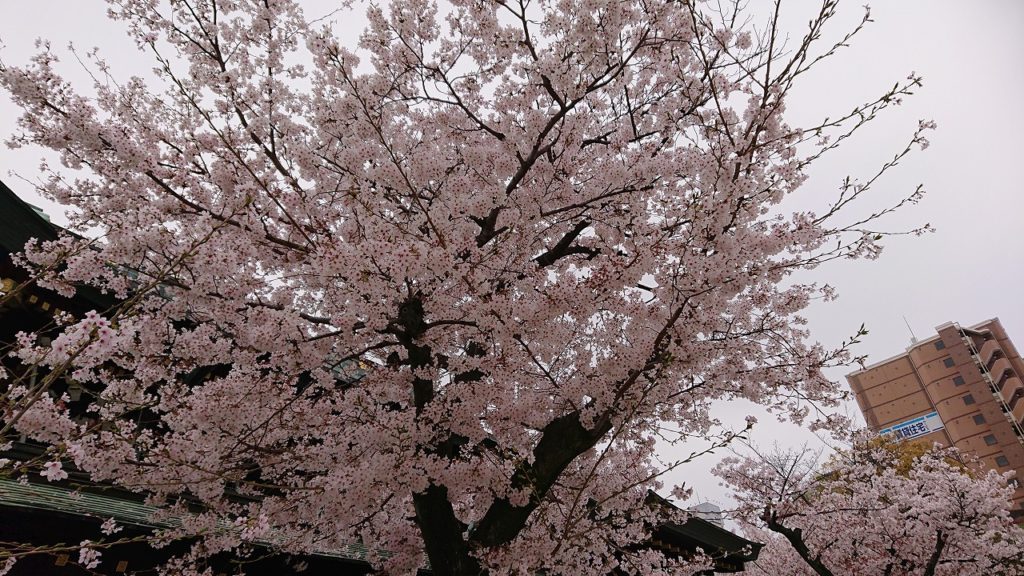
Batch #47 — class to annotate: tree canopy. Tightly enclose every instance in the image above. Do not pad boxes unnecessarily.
[0,0,931,574]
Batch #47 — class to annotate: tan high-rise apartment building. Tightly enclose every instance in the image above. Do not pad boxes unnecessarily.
[846,318,1024,514]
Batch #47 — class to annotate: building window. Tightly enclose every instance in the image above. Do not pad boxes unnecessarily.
[953,375,965,386]
[997,456,1010,468]
[943,358,956,368]
[974,414,986,425]
[984,434,998,446]
[935,340,946,350]
[963,394,976,405]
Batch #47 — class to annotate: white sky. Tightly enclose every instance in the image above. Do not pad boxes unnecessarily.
[1,0,1022,509]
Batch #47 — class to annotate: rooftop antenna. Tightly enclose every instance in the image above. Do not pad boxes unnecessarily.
[903,316,918,344]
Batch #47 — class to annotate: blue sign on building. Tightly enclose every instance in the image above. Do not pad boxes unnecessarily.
[879,411,945,441]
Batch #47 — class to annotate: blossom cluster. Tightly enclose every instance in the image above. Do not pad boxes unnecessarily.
[717,438,1024,575]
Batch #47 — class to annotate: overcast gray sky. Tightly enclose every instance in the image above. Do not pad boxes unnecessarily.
[1,0,1022,507]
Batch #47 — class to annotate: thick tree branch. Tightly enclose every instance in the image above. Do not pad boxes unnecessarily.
[763,508,835,576]
[412,485,482,576]
[468,409,612,548]
[922,530,946,576]
[470,207,508,248]
[534,220,598,269]
[388,293,485,576]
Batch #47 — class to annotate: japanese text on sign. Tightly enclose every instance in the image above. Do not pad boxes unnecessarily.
[879,411,944,441]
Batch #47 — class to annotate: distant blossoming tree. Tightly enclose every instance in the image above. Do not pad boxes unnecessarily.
[717,438,1024,576]
[0,0,931,573]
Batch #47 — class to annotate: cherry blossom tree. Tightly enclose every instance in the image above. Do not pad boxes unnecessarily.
[0,0,931,573]
[716,439,1024,576]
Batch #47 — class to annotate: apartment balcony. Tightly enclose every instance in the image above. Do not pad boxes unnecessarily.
[969,338,1024,432]
[979,338,1001,367]
[1000,375,1024,405]
[992,358,1015,388]
[1013,392,1024,423]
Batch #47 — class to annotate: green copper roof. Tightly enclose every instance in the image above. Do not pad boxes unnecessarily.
[0,477,160,528]
[0,478,372,562]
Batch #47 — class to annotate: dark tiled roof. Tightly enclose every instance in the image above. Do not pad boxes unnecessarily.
[0,179,60,254]
[645,490,762,568]
[0,179,116,311]
[659,516,763,561]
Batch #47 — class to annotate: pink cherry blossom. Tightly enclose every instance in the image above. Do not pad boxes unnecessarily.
[41,460,68,482]
[78,541,101,570]
[100,517,121,536]
[717,438,1024,575]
